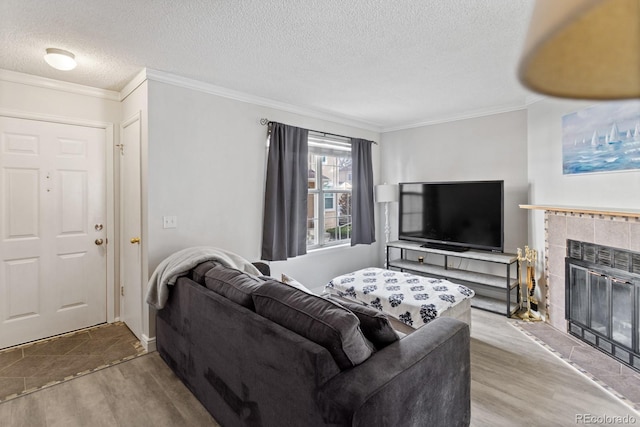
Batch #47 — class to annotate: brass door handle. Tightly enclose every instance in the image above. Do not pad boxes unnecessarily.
[130,237,141,244]
[95,239,104,246]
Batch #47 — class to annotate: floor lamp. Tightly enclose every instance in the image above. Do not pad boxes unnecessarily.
[375,184,398,267]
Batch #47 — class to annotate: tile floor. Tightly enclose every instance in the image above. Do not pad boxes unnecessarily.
[515,320,640,410]
[0,322,145,402]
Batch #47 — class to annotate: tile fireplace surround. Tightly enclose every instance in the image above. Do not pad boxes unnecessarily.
[522,205,640,332]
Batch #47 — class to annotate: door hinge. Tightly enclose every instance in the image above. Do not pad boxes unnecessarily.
[121,286,124,296]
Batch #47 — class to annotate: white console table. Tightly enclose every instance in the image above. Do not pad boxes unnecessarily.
[385,240,519,316]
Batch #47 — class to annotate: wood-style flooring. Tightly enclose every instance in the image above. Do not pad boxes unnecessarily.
[0,323,144,402]
[0,309,637,426]
[471,309,638,426]
[516,319,640,409]
[0,350,217,427]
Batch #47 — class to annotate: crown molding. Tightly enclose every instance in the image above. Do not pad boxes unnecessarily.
[119,69,148,102]
[381,102,528,133]
[2,67,542,135]
[0,69,120,101]
[142,68,382,133]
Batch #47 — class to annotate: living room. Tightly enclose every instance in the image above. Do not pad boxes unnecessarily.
[1,1,640,426]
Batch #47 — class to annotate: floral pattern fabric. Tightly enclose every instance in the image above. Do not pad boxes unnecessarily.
[326,268,475,328]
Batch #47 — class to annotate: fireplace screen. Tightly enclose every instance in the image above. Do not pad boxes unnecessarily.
[565,240,640,372]
[612,278,634,348]
[589,272,609,336]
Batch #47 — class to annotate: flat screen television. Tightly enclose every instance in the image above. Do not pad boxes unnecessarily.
[398,180,504,253]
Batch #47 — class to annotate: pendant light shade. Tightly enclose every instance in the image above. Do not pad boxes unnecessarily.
[518,0,640,100]
[44,48,77,71]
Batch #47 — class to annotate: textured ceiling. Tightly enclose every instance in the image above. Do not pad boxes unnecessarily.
[1,0,535,130]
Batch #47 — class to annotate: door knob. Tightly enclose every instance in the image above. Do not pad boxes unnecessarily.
[95,239,104,246]
[130,237,141,244]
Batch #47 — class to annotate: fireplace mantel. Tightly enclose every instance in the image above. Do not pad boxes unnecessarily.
[520,204,640,219]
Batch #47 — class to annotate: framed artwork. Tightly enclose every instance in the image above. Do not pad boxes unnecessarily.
[562,100,640,175]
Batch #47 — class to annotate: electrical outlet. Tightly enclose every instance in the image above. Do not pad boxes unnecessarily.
[163,215,177,229]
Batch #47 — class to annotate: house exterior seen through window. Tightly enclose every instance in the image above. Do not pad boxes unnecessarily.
[307,134,352,249]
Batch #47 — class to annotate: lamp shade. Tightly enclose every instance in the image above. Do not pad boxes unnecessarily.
[518,0,640,99]
[375,184,398,203]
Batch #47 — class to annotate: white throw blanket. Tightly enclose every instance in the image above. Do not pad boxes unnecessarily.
[146,246,262,309]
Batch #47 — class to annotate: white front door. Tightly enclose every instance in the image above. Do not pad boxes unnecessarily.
[0,116,107,349]
[120,113,142,340]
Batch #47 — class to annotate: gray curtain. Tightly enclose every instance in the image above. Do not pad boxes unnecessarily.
[261,123,309,261]
[350,138,376,246]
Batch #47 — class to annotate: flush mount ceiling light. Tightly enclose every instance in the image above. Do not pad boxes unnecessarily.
[43,48,77,71]
[518,0,640,99]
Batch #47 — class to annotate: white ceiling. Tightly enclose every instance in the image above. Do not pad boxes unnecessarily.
[1,0,536,131]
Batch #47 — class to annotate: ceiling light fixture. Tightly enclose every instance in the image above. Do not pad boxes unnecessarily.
[518,0,640,99]
[44,48,77,71]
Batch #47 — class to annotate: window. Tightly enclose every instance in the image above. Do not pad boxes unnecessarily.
[307,133,352,249]
[324,193,335,210]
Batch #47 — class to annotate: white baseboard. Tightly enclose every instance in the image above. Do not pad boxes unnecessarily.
[141,334,157,352]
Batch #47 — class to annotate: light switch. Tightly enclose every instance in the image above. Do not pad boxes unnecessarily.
[163,216,177,229]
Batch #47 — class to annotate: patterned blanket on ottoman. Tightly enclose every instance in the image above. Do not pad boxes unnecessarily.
[326,267,475,328]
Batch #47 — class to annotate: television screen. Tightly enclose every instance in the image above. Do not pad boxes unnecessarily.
[398,180,504,252]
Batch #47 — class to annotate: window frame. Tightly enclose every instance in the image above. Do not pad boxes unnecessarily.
[307,135,352,250]
[324,193,336,211]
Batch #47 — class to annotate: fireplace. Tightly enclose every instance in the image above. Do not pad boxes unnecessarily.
[519,205,640,371]
[565,239,640,371]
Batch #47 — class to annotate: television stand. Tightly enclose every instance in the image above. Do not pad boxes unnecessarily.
[386,240,519,317]
[420,242,468,252]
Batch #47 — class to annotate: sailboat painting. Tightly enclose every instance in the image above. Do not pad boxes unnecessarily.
[562,100,640,174]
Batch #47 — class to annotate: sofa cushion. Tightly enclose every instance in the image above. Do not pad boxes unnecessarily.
[190,261,217,285]
[204,263,263,309]
[252,280,374,370]
[327,296,399,350]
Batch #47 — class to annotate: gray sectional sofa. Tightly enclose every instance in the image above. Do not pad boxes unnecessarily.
[156,261,471,427]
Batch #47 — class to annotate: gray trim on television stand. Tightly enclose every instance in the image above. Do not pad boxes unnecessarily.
[386,240,519,317]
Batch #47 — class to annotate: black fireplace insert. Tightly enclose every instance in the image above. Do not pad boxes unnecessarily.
[565,239,640,372]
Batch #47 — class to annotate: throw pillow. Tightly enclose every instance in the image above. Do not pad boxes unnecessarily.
[204,263,264,310]
[281,273,314,294]
[252,280,374,370]
[327,296,399,350]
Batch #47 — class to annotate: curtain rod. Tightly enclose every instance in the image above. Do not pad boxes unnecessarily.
[260,118,377,145]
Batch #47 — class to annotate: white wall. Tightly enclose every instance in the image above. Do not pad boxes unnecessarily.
[526,98,640,260]
[146,80,381,291]
[380,110,529,256]
[0,78,120,123]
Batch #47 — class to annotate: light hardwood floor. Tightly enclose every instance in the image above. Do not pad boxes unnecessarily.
[470,309,638,426]
[0,309,637,426]
[0,350,218,427]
